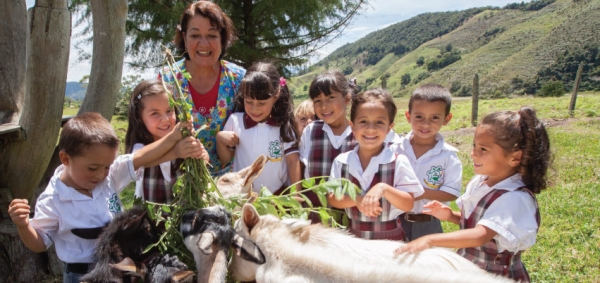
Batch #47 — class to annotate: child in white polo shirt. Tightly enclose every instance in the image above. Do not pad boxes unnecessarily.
[395,84,463,241]
[216,62,300,194]
[7,112,198,283]
[328,88,423,240]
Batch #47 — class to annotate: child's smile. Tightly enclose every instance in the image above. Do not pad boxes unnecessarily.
[350,101,393,153]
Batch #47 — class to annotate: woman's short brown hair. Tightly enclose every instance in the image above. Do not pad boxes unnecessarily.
[174,1,236,60]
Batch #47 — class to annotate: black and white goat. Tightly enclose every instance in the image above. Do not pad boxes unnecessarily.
[72,206,194,283]
[179,206,265,283]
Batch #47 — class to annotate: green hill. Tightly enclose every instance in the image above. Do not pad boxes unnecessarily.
[290,0,600,98]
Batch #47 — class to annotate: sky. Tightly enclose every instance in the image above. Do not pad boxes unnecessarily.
[26,0,529,82]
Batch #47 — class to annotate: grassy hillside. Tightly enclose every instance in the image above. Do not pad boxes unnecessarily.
[290,0,600,98]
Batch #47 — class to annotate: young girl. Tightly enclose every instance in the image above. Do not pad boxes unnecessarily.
[328,88,423,240]
[395,106,551,282]
[293,99,316,137]
[216,62,301,194]
[125,79,208,203]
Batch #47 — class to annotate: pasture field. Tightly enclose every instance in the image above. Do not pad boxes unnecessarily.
[64,93,599,282]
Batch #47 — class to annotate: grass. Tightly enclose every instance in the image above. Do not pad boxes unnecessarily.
[62,93,600,282]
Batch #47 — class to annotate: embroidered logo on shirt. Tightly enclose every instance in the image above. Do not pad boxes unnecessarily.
[108,193,122,214]
[268,140,283,162]
[424,165,444,189]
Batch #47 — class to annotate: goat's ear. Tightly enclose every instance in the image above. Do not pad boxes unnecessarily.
[198,231,216,254]
[172,270,196,282]
[242,204,260,233]
[71,226,105,239]
[242,155,268,187]
[109,257,147,279]
[121,210,149,236]
[232,233,266,265]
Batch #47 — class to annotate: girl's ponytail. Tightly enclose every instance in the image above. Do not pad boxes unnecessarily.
[517,107,551,194]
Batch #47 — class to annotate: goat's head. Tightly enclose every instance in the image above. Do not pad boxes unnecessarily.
[216,154,268,198]
[109,255,195,283]
[180,206,264,283]
[229,203,298,282]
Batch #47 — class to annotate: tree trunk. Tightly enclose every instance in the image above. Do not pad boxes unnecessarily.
[0,219,62,283]
[0,0,70,200]
[78,0,128,120]
[0,0,26,124]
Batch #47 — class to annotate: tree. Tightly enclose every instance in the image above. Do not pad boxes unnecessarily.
[70,0,368,75]
[401,73,411,86]
[1,0,128,280]
[416,56,425,66]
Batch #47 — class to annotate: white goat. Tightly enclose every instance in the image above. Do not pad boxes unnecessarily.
[229,204,516,283]
[216,155,268,199]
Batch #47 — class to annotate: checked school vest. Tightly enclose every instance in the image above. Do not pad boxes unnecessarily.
[340,155,405,241]
[305,121,357,178]
[457,187,540,282]
[142,159,184,204]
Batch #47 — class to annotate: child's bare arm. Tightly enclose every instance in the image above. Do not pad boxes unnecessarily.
[366,182,414,216]
[8,199,47,253]
[394,225,496,254]
[327,193,364,209]
[415,188,458,202]
[132,122,191,170]
[422,201,461,224]
[215,131,238,165]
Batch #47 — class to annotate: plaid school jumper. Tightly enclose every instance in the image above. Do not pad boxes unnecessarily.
[457,187,540,282]
[340,158,406,241]
[142,159,184,204]
[305,121,357,222]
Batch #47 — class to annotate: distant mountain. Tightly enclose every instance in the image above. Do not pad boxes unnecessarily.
[290,0,600,98]
[65,81,86,101]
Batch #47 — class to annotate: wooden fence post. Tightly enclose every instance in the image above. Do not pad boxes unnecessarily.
[569,62,584,117]
[472,73,479,126]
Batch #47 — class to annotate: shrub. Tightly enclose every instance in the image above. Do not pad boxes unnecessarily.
[539,80,565,97]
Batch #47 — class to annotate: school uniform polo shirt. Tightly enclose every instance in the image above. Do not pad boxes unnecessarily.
[132,143,173,199]
[330,145,423,219]
[224,113,298,193]
[457,174,538,253]
[394,132,463,213]
[29,154,140,264]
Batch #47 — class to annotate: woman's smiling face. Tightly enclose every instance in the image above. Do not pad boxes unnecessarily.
[183,15,222,68]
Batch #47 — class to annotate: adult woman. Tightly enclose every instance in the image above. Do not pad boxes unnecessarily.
[160,1,245,177]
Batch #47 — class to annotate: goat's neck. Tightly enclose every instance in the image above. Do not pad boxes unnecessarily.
[195,250,227,283]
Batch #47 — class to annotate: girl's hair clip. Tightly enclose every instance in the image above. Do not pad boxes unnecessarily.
[136,94,142,100]
[279,77,287,87]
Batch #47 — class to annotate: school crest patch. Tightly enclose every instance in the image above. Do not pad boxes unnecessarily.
[108,193,122,214]
[423,165,444,189]
[268,140,283,162]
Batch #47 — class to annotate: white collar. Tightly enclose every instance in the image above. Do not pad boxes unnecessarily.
[52,165,98,201]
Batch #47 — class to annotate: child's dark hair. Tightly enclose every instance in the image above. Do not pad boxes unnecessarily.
[480,106,551,194]
[308,70,357,100]
[59,112,119,157]
[234,62,297,143]
[125,79,174,153]
[409,84,452,115]
[350,88,397,123]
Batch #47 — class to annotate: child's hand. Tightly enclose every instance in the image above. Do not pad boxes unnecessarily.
[356,190,383,218]
[394,236,432,254]
[423,201,453,221]
[173,137,205,159]
[8,199,31,228]
[216,131,239,150]
[171,122,194,141]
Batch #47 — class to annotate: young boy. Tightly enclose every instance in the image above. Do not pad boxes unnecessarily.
[7,112,202,282]
[395,84,463,241]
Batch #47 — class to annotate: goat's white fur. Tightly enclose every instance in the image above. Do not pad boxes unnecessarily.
[229,204,515,283]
